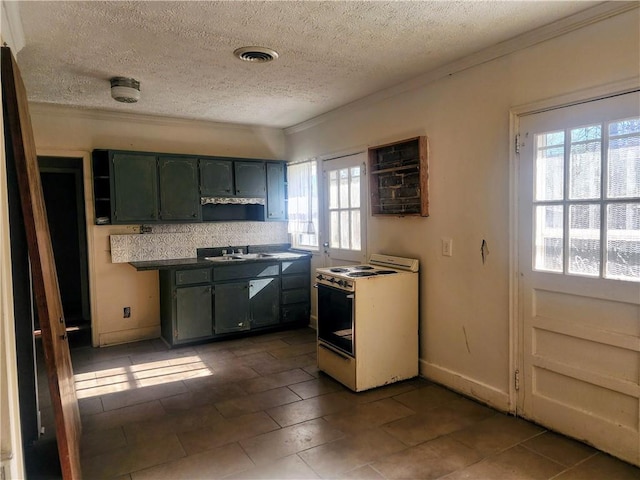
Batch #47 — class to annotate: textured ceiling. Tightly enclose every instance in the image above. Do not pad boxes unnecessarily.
[13,1,602,128]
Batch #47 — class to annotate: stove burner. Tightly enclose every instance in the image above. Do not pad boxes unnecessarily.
[348,272,377,277]
[352,265,374,270]
[376,270,398,275]
[330,268,348,273]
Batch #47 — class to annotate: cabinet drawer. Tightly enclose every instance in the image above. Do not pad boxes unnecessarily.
[281,260,309,275]
[281,288,309,305]
[175,268,211,286]
[214,262,279,281]
[281,304,309,324]
[281,274,309,290]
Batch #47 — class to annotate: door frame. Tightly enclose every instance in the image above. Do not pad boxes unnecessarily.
[508,77,640,414]
[313,146,368,268]
[37,149,98,347]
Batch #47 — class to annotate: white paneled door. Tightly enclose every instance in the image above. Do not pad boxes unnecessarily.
[517,91,640,466]
[321,152,368,267]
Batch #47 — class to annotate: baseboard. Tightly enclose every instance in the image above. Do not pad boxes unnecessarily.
[420,359,512,413]
[98,326,161,347]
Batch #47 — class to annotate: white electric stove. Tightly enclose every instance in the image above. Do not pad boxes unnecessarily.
[315,254,419,391]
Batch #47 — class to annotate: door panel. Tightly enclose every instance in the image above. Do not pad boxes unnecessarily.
[200,158,233,196]
[112,152,158,223]
[214,282,250,334]
[235,161,266,197]
[249,277,279,328]
[158,157,200,221]
[176,285,212,342]
[2,46,82,479]
[322,153,367,266]
[517,91,640,466]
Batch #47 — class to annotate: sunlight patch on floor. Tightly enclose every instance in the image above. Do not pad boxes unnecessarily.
[74,356,213,399]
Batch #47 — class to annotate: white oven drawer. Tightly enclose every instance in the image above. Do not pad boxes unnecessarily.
[317,342,356,391]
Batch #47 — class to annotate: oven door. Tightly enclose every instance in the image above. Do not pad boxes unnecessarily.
[317,283,354,357]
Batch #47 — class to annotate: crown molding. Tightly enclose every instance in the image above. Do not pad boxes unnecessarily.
[29,102,284,133]
[285,2,639,135]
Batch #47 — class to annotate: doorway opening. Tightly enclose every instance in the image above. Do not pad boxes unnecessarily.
[38,156,91,347]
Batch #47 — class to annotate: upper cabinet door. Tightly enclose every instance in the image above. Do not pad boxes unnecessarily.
[111,152,158,224]
[266,162,286,220]
[200,158,233,196]
[235,161,266,197]
[158,156,201,222]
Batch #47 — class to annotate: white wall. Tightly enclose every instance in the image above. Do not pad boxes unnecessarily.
[31,107,287,346]
[285,10,640,410]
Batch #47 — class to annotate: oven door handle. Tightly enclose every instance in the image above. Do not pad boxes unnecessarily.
[346,294,354,299]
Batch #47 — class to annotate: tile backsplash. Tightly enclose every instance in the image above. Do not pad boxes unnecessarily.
[110,222,288,263]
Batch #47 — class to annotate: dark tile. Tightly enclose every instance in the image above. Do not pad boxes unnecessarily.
[298,428,406,477]
[324,398,415,433]
[481,445,565,480]
[130,442,253,480]
[177,411,280,455]
[553,453,640,480]
[81,426,127,459]
[521,431,597,467]
[372,436,482,479]
[225,454,320,479]
[336,381,417,405]
[287,375,345,399]
[215,386,301,418]
[159,383,247,412]
[239,368,314,394]
[450,414,545,456]
[123,403,224,444]
[82,400,166,432]
[392,383,462,412]
[268,342,317,359]
[81,434,185,479]
[266,391,356,427]
[251,353,317,376]
[383,398,495,446]
[240,418,344,465]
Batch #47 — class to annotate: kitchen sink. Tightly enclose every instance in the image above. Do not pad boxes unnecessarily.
[203,253,276,262]
[203,256,244,262]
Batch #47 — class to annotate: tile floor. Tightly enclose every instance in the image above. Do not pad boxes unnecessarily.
[38,327,640,479]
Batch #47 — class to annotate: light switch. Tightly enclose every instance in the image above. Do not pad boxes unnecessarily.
[442,238,453,257]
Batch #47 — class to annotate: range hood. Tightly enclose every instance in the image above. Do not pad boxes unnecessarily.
[201,196,265,205]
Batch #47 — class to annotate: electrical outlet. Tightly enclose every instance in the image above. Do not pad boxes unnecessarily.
[123,307,131,318]
[442,238,453,257]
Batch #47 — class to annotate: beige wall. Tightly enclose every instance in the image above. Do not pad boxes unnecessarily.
[285,10,640,410]
[31,108,286,346]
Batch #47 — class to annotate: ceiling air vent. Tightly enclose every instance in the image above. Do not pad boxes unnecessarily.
[233,46,279,63]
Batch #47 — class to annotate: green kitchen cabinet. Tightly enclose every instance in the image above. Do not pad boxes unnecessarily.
[199,158,234,196]
[160,268,213,346]
[249,277,280,328]
[213,261,280,334]
[235,161,266,197]
[280,258,310,324]
[111,152,158,224]
[213,282,251,335]
[266,162,286,220]
[158,156,201,222]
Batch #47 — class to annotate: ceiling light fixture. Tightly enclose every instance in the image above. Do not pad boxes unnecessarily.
[233,46,279,63]
[110,76,140,103]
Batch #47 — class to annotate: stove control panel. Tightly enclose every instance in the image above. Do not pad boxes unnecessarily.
[315,274,354,291]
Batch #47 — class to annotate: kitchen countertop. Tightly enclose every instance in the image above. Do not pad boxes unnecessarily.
[129,251,311,271]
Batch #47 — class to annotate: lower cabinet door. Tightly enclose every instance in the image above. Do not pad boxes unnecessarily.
[214,282,251,334]
[175,285,213,342]
[249,277,280,328]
